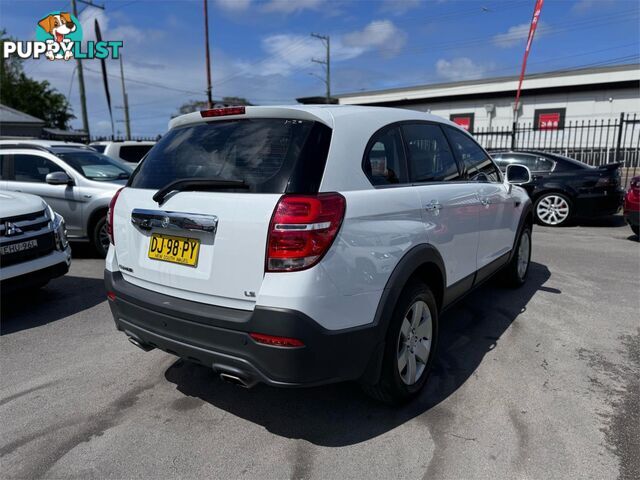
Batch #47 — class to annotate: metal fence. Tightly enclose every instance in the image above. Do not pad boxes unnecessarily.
[474,113,640,185]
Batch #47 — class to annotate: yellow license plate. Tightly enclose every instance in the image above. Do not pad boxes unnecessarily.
[148,233,200,267]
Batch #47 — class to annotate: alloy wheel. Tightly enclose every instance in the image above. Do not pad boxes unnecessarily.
[397,300,433,385]
[99,222,110,253]
[536,195,570,225]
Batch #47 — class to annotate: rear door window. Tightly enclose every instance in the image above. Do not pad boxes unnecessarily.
[444,126,501,182]
[402,123,460,182]
[363,126,408,186]
[130,119,331,194]
[119,145,153,162]
[12,154,64,182]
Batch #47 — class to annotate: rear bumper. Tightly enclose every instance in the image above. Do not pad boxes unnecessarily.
[104,270,381,387]
[574,190,624,217]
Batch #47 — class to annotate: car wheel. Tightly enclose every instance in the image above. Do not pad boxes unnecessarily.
[535,193,572,226]
[502,226,532,288]
[362,281,438,404]
[631,225,639,238]
[92,216,109,258]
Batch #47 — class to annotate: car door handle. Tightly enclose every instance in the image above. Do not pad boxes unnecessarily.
[424,200,442,213]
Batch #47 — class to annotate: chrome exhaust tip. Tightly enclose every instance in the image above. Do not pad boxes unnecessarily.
[127,335,155,352]
[219,373,249,388]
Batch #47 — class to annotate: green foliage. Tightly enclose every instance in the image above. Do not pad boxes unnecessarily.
[0,30,74,129]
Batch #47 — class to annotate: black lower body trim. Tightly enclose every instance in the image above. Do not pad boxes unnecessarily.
[105,271,380,387]
[1,261,69,294]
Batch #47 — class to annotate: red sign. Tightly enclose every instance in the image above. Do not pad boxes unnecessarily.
[538,112,560,130]
[453,116,472,131]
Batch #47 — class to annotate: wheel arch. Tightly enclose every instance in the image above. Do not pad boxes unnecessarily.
[87,205,108,241]
[360,244,445,384]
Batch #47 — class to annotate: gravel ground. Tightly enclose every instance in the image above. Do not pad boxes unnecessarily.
[1,218,638,480]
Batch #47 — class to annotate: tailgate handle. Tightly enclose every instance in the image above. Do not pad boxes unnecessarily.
[131,209,218,234]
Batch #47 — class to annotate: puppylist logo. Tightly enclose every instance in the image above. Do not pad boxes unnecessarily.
[3,11,123,61]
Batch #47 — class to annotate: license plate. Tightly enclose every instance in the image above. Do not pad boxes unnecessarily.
[0,239,38,255]
[148,233,200,267]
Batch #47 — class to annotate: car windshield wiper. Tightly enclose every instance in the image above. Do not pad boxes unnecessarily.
[153,178,250,205]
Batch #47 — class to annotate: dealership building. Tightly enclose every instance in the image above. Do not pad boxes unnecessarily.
[333,64,640,133]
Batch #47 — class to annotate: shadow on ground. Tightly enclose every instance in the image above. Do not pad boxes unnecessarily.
[165,261,552,447]
[570,214,626,228]
[1,275,105,335]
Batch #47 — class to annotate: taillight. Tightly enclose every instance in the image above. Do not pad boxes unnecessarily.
[107,187,124,245]
[266,193,346,272]
[249,333,304,348]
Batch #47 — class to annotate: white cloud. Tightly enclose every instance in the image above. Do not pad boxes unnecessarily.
[492,22,549,48]
[572,0,615,13]
[214,0,252,13]
[380,0,422,15]
[435,57,489,81]
[342,20,407,57]
[252,20,406,77]
[263,0,324,14]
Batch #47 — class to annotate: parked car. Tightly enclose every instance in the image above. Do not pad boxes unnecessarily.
[0,190,71,292]
[90,141,155,165]
[105,105,534,404]
[624,175,639,237]
[491,150,624,226]
[0,144,133,257]
[0,139,95,150]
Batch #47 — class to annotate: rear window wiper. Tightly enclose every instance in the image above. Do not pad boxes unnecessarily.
[153,178,250,205]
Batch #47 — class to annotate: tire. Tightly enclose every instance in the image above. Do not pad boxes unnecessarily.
[362,282,439,404]
[632,224,639,238]
[92,215,109,258]
[534,192,572,226]
[502,226,532,288]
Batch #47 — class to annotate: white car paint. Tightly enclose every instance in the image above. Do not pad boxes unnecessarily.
[108,105,530,330]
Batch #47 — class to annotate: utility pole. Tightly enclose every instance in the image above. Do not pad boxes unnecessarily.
[119,55,131,140]
[71,0,93,139]
[203,0,213,108]
[311,33,330,103]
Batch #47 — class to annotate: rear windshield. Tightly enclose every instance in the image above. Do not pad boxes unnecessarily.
[129,118,331,193]
[91,145,106,153]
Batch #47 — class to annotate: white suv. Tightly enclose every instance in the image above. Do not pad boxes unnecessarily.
[105,106,533,403]
[1,190,71,292]
[90,141,155,165]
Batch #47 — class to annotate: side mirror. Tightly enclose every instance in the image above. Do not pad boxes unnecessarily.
[46,171,74,186]
[505,164,531,185]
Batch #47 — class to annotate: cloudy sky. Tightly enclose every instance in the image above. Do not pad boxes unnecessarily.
[3,0,639,137]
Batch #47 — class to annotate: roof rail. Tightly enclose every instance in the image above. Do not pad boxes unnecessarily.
[0,143,52,152]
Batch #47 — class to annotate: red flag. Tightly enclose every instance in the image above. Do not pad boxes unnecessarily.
[514,0,544,114]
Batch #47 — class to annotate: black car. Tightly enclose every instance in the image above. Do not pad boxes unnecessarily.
[491,150,624,226]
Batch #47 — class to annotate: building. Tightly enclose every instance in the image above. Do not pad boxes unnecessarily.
[334,64,640,133]
[0,104,45,138]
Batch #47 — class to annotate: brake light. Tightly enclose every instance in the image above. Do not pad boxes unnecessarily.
[200,106,245,118]
[266,193,346,272]
[107,291,116,301]
[249,333,304,348]
[107,187,124,245]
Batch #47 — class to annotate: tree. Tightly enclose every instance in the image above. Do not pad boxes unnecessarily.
[0,30,74,129]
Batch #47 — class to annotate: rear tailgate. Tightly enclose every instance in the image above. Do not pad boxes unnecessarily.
[111,110,332,310]
[113,188,279,310]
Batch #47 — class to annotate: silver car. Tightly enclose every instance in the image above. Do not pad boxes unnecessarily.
[0,144,132,257]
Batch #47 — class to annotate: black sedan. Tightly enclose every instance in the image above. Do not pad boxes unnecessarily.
[491,150,624,226]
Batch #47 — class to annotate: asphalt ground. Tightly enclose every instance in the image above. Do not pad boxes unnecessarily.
[1,217,638,479]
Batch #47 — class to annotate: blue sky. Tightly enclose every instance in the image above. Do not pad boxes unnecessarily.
[2,0,639,137]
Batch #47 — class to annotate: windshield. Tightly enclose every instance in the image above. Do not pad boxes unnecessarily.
[129,118,332,194]
[56,151,133,181]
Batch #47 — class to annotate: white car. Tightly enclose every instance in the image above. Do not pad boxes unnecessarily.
[104,105,533,403]
[90,141,155,165]
[0,139,94,150]
[0,190,71,292]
